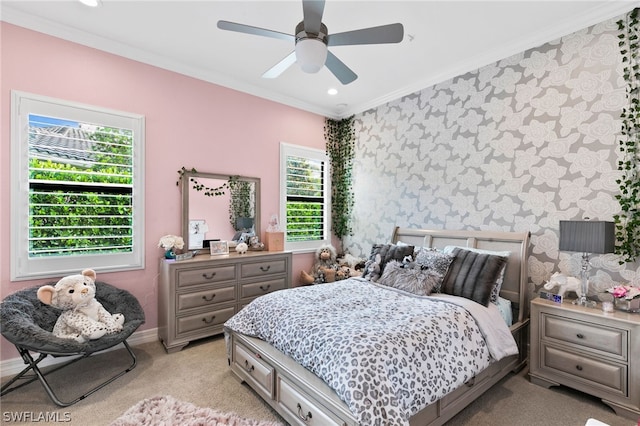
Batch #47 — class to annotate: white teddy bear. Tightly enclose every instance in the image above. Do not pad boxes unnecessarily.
[37,269,125,343]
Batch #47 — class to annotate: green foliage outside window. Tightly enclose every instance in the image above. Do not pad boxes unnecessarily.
[29,126,134,256]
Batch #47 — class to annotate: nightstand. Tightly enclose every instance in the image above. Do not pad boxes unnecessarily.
[529,297,640,420]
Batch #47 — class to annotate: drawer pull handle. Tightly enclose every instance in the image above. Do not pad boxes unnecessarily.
[202,294,216,302]
[244,360,254,373]
[202,272,217,280]
[296,403,312,422]
[576,365,583,371]
[576,333,584,339]
[259,284,271,292]
[260,265,271,272]
[202,315,216,324]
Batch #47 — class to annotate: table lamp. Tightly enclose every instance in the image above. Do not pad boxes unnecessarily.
[559,220,615,307]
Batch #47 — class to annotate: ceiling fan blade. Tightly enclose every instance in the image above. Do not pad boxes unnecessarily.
[325,51,357,85]
[262,52,297,79]
[217,20,294,42]
[302,0,325,34]
[328,23,404,46]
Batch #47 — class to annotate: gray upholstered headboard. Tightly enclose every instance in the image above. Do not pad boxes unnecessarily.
[391,226,531,324]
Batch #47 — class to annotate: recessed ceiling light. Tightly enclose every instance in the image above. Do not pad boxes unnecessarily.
[78,0,102,7]
[327,88,338,96]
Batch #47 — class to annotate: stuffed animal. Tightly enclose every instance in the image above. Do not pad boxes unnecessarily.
[37,269,125,343]
[363,253,383,282]
[235,242,248,254]
[543,272,582,298]
[300,244,340,285]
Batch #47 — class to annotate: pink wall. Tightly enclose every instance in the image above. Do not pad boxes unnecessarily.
[0,23,320,361]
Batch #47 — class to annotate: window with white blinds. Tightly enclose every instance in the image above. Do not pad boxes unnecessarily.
[280,143,331,251]
[11,91,145,280]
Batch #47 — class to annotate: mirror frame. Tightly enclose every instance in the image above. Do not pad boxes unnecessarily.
[181,171,261,248]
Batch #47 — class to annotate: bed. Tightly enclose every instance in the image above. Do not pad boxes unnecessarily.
[224,227,530,426]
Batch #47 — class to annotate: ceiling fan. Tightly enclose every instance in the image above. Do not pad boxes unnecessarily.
[217,0,404,85]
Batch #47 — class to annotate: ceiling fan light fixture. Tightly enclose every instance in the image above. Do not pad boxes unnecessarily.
[78,0,102,7]
[295,38,327,74]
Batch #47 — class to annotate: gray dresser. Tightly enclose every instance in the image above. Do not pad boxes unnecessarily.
[158,251,292,353]
[530,297,640,420]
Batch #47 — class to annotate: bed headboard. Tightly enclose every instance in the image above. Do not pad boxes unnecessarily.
[391,226,531,323]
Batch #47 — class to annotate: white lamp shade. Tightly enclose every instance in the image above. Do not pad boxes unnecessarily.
[295,39,327,73]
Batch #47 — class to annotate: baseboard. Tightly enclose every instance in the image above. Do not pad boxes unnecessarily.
[0,327,158,379]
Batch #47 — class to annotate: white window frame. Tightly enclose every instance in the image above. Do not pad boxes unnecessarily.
[279,142,331,253]
[11,91,145,281]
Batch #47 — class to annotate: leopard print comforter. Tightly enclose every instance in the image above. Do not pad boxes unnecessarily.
[225,279,506,425]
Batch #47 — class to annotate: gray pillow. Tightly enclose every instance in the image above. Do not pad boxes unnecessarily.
[414,248,454,291]
[441,248,508,306]
[363,243,415,281]
[443,246,510,304]
[378,260,440,296]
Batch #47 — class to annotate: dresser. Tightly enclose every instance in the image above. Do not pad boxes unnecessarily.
[529,298,640,420]
[158,251,292,353]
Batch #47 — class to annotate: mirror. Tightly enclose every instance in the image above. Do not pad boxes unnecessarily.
[181,171,260,250]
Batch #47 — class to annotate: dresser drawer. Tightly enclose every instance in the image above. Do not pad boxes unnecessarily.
[543,314,626,359]
[176,306,235,335]
[277,376,344,426]
[233,343,274,399]
[241,258,287,279]
[177,265,236,288]
[542,345,626,395]
[177,286,235,311]
[240,277,287,299]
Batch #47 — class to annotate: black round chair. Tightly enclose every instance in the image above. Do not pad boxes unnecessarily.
[0,281,145,406]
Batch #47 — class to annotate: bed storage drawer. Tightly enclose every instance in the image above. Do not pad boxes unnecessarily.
[541,345,626,394]
[542,315,626,359]
[277,377,345,426]
[177,265,236,287]
[177,285,235,311]
[233,343,274,399]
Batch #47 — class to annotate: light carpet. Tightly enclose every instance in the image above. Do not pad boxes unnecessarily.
[110,395,284,426]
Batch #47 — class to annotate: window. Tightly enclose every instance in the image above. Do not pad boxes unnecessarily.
[11,91,145,280]
[280,143,331,252]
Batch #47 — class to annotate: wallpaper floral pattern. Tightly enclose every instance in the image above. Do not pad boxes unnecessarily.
[344,14,637,299]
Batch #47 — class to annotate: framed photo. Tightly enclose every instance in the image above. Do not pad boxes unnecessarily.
[209,240,229,255]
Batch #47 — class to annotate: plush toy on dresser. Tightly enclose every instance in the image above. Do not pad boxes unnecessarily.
[37,269,125,343]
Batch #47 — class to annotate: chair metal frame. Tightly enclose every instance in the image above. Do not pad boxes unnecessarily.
[1,340,137,407]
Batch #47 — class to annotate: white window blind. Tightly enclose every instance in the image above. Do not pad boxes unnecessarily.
[11,91,145,280]
[280,143,330,251]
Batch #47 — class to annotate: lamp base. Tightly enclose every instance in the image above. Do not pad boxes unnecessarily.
[572,296,597,308]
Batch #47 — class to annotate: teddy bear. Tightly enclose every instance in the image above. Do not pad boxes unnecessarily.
[37,269,125,343]
[300,244,341,285]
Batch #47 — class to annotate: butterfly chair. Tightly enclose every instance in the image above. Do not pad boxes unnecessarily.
[0,282,145,407]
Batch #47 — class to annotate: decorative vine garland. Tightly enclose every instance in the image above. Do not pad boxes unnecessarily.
[614,7,640,264]
[325,115,355,240]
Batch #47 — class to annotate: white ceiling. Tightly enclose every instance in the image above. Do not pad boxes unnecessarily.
[1,1,637,118]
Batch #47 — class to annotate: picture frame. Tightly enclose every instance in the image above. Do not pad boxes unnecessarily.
[209,240,229,255]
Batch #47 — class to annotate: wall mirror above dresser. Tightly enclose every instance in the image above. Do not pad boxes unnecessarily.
[180,170,260,250]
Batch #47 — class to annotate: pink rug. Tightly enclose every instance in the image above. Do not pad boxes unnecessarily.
[110,395,283,426]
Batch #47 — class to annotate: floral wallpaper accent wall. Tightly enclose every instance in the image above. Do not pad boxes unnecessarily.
[344,14,637,299]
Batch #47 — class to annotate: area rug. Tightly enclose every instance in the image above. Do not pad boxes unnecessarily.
[110,395,284,426]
